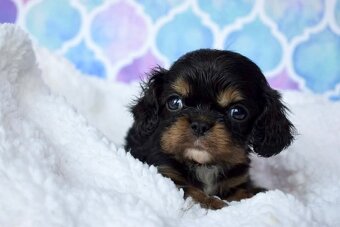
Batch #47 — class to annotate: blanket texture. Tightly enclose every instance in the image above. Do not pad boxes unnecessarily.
[0,24,340,227]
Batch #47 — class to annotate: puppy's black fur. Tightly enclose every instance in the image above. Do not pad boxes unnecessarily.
[125,49,295,209]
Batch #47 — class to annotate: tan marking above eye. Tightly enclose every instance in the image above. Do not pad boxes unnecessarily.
[217,87,244,107]
[171,78,190,96]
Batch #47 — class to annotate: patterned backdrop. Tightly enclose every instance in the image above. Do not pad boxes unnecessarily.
[1,0,340,100]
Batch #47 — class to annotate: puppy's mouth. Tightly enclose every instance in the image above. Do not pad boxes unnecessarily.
[184,147,212,164]
[183,139,212,164]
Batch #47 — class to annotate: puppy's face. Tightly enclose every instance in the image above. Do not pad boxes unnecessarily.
[130,50,294,165]
[158,76,258,165]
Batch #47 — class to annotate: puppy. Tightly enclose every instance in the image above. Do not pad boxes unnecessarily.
[125,49,295,209]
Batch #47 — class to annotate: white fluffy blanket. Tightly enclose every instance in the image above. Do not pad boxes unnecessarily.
[1,24,340,227]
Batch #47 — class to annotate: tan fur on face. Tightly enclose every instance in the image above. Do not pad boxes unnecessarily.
[161,117,247,165]
[217,87,244,107]
[161,117,191,154]
[203,123,247,164]
[171,78,190,96]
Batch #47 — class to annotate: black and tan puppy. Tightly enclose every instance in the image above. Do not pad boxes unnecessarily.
[125,49,294,209]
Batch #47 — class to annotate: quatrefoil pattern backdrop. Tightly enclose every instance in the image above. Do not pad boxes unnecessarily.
[1,0,340,100]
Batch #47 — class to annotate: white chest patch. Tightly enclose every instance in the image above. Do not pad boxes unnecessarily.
[195,165,222,195]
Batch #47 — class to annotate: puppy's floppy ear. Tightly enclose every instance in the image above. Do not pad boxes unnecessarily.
[131,67,166,137]
[249,88,295,157]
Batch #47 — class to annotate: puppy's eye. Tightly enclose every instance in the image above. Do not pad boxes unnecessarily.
[228,104,248,122]
[166,95,183,111]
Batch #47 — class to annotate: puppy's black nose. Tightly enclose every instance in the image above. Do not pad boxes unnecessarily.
[190,121,211,137]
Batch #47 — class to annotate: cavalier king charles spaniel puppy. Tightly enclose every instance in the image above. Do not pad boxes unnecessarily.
[125,49,295,209]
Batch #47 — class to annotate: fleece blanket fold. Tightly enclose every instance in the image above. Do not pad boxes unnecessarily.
[0,24,340,227]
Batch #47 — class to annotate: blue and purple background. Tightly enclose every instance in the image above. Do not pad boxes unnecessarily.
[1,0,339,99]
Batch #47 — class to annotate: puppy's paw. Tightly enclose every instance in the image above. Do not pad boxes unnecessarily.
[224,187,267,202]
[185,187,227,210]
[202,196,227,210]
[252,187,267,194]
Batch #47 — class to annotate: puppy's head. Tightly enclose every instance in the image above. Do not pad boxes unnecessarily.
[131,49,294,165]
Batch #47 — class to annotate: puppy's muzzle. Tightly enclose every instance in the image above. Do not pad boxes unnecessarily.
[186,107,216,137]
[190,120,212,137]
